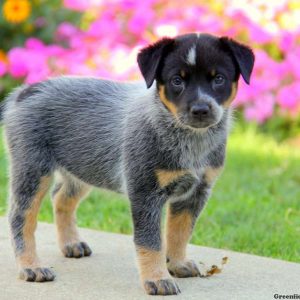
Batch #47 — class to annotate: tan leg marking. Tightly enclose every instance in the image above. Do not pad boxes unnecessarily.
[136,246,170,282]
[155,169,189,188]
[223,82,237,108]
[158,85,178,117]
[204,166,223,185]
[166,208,192,262]
[166,208,201,277]
[18,176,51,269]
[53,184,90,252]
[136,246,181,295]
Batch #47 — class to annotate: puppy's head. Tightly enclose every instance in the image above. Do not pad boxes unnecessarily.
[137,33,255,129]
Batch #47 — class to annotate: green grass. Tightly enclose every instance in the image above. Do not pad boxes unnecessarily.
[0,125,299,262]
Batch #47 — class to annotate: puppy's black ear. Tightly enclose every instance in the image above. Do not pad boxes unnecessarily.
[220,37,255,84]
[137,38,175,88]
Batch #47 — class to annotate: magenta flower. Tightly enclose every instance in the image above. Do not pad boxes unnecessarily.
[279,31,295,53]
[63,0,91,11]
[0,61,6,76]
[56,22,79,41]
[8,48,29,78]
[25,38,45,50]
[248,23,273,45]
[277,84,300,111]
[128,7,155,36]
[245,93,275,123]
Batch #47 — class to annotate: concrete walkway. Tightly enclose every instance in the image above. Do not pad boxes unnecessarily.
[0,217,299,300]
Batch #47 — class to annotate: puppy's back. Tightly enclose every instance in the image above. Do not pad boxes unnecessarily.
[2,76,146,189]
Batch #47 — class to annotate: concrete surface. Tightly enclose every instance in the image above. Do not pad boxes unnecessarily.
[0,217,299,300]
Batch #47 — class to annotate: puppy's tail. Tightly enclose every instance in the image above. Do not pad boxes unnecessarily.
[0,85,28,125]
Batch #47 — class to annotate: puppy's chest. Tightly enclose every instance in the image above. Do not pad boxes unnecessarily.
[155,130,225,201]
[156,158,207,202]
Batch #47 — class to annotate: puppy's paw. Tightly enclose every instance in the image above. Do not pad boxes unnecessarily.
[144,278,181,295]
[19,267,55,282]
[168,259,201,278]
[63,241,92,258]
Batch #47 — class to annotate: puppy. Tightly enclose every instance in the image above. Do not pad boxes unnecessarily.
[0,33,254,295]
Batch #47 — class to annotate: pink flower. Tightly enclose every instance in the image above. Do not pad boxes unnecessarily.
[56,22,79,40]
[63,0,91,11]
[277,84,300,111]
[285,48,300,80]
[87,12,122,44]
[247,23,273,45]
[128,7,154,36]
[0,61,7,76]
[245,93,275,123]
[25,38,45,50]
[279,31,295,53]
[8,48,28,78]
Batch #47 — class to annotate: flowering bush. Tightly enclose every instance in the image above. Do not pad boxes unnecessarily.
[1,0,300,127]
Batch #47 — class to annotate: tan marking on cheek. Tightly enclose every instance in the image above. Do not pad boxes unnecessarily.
[18,176,51,268]
[204,166,223,185]
[156,169,190,188]
[136,246,169,281]
[158,85,178,117]
[166,209,193,262]
[223,82,237,108]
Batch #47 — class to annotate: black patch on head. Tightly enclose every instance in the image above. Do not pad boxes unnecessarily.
[137,38,175,88]
[160,34,239,109]
[17,83,41,102]
[138,33,254,128]
[219,37,255,84]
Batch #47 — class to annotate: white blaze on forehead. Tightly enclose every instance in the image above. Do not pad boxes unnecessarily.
[186,45,196,65]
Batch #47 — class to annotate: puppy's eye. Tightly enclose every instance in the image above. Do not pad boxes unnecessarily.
[214,74,225,85]
[171,76,184,87]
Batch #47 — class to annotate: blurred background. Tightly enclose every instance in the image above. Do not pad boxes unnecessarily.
[0,0,299,261]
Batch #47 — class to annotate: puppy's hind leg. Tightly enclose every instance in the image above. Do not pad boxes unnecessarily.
[52,172,92,258]
[9,171,54,282]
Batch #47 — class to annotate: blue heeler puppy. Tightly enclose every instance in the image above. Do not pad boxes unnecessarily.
[0,33,254,296]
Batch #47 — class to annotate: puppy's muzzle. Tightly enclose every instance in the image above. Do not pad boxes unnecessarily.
[190,103,211,118]
[182,100,222,129]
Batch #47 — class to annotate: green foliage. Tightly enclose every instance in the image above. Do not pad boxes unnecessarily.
[234,109,300,142]
[0,125,299,262]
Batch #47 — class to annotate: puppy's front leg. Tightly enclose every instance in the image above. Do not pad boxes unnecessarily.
[166,181,213,278]
[130,192,181,296]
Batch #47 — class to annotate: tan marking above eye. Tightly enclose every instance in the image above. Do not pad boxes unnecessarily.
[180,70,186,78]
[158,85,178,117]
[211,69,216,77]
[223,82,238,108]
[155,169,190,188]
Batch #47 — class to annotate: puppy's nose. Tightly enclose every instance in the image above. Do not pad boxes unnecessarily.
[190,103,210,117]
